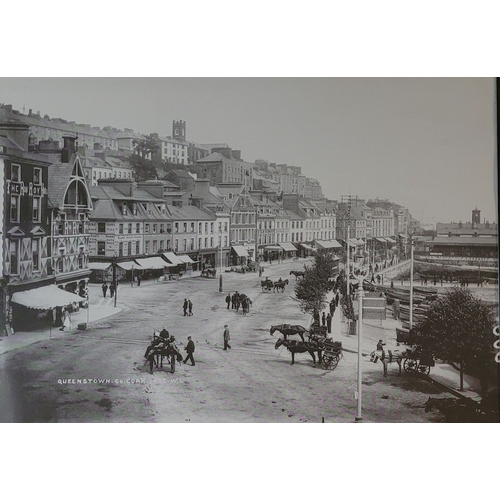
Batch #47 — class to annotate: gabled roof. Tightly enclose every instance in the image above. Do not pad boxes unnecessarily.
[47,163,74,208]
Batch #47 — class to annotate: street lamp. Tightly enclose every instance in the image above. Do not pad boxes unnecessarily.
[219,237,223,293]
[355,286,364,422]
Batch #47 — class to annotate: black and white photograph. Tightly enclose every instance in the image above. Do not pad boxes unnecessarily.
[1,76,497,425]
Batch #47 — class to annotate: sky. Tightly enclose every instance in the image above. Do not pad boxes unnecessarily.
[0,77,496,224]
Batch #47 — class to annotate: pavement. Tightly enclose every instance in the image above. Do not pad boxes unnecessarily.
[0,257,491,404]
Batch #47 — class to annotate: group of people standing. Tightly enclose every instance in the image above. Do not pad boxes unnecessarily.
[183,298,193,316]
[312,292,339,334]
[102,282,117,298]
[225,292,251,314]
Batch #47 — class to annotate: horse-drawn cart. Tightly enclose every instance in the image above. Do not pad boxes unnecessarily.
[403,346,435,375]
[321,340,343,370]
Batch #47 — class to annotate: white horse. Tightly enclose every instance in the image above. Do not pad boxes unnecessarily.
[370,349,404,377]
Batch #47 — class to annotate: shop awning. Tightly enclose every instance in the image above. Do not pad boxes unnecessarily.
[162,252,184,265]
[356,239,365,245]
[385,237,397,244]
[89,262,111,270]
[134,257,175,270]
[376,237,387,243]
[348,239,359,247]
[399,233,408,239]
[316,240,342,249]
[300,243,316,252]
[279,242,298,252]
[231,245,249,257]
[11,285,83,310]
[117,261,140,270]
[177,255,195,264]
[265,245,282,251]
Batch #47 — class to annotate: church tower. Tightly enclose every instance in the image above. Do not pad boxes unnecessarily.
[471,207,481,227]
[172,120,186,142]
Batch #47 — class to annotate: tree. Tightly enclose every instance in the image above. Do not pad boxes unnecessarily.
[293,250,338,318]
[413,287,495,391]
[129,135,159,182]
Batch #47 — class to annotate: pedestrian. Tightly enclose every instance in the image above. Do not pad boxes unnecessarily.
[59,308,72,331]
[335,292,339,307]
[183,336,196,366]
[225,293,231,309]
[109,282,115,298]
[321,312,326,327]
[137,275,141,286]
[326,313,332,334]
[390,279,394,288]
[231,293,237,309]
[183,298,188,316]
[223,324,231,350]
[188,299,193,316]
[102,282,108,298]
[329,299,335,316]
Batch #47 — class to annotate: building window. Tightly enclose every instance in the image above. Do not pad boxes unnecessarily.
[10,195,20,222]
[128,242,132,255]
[32,197,41,222]
[190,238,194,251]
[136,241,140,254]
[97,241,105,256]
[205,223,208,233]
[183,223,187,232]
[119,242,123,257]
[205,238,208,247]
[175,223,179,233]
[153,224,157,234]
[199,223,202,233]
[198,238,202,248]
[98,222,106,233]
[11,164,21,182]
[145,241,150,254]
[33,168,42,184]
[145,224,150,234]
[136,223,140,233]
[174,239,179,252]
[153,240,158,253]
[128,223,132,234]
[119,224,123,234]
[32,239,40,271]
[159,240,164,251]
[160,224,165,234]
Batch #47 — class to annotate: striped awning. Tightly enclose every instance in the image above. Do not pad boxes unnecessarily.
[316,240,342,249]
[279,242,298,252]
[134,257,175,270]
[177,255,195,264]
[162,252,184,265]
[11,285,83,310]
[231,245,249,257]
[89,262,111,270]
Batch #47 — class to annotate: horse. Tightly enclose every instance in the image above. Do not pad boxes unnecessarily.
[290,270,304,280]
[270,324,307,342]
[146,342,182,374]
[274,279,289,292]
[274,338,323,366]
[370,349,405,377]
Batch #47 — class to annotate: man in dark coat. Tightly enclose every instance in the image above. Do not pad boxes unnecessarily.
[188,300,193,316]
[109,283,115,298]
[183,336,195,366]
[322,312,326,326]
[326,313,332,334]
[225,293,231,309]
[102,283,108,298]
[329,299,336,316]
[335,292,339,307]
[183,299,188,316]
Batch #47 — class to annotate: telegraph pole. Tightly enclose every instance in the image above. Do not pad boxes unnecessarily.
[113,256,117,308]
[409,238,414,329]
[355,287,364,422]
[219,239,223,293]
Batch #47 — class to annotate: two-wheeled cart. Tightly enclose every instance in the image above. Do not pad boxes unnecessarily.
[403,346,435,375]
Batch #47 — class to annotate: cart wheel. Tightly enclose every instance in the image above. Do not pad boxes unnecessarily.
[322,355,332,370]
[417,364,430,376]
[328,355,340,371]
[404,358,417,372]
[170,355,176,374]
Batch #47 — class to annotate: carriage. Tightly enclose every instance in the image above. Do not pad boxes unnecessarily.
[201,268,217,278]
[403,345,435,375]
[321,340,343,370]
[261,278,274,292]
[145,330,183,374]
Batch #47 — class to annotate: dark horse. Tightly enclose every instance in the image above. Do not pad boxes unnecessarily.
[425,396,499,423]
[274,279,289,292]
[290,270,304,280]
[274,338,323,366]
[145,343,182,374]
[270,324,307,342]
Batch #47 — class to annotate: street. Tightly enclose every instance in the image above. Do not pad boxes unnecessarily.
[0,258,448,423]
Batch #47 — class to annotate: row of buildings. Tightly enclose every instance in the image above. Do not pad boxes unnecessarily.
[2,105,497,335]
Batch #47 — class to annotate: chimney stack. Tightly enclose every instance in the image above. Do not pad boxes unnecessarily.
[61,135,77,163]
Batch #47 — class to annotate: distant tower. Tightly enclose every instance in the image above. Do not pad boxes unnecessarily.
[472,207,481,227]
[172,120,186,141]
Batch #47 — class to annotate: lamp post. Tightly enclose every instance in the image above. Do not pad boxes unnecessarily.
[409,238,414,329]
[112,255,118,308]
[219,238,223,293]
[355,287,364,422]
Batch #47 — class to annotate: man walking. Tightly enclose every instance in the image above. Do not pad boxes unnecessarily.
[183,298,188,316]
[321,312,326,327]
[329,298,336,316]
[183,336,195,366]
[326,313,332,334]
[102,282,108,298]
[335,291,339,307]
[225,293,231,309]
[223,325,231,350]
[188,299,193,316]
[109,282,115,298]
